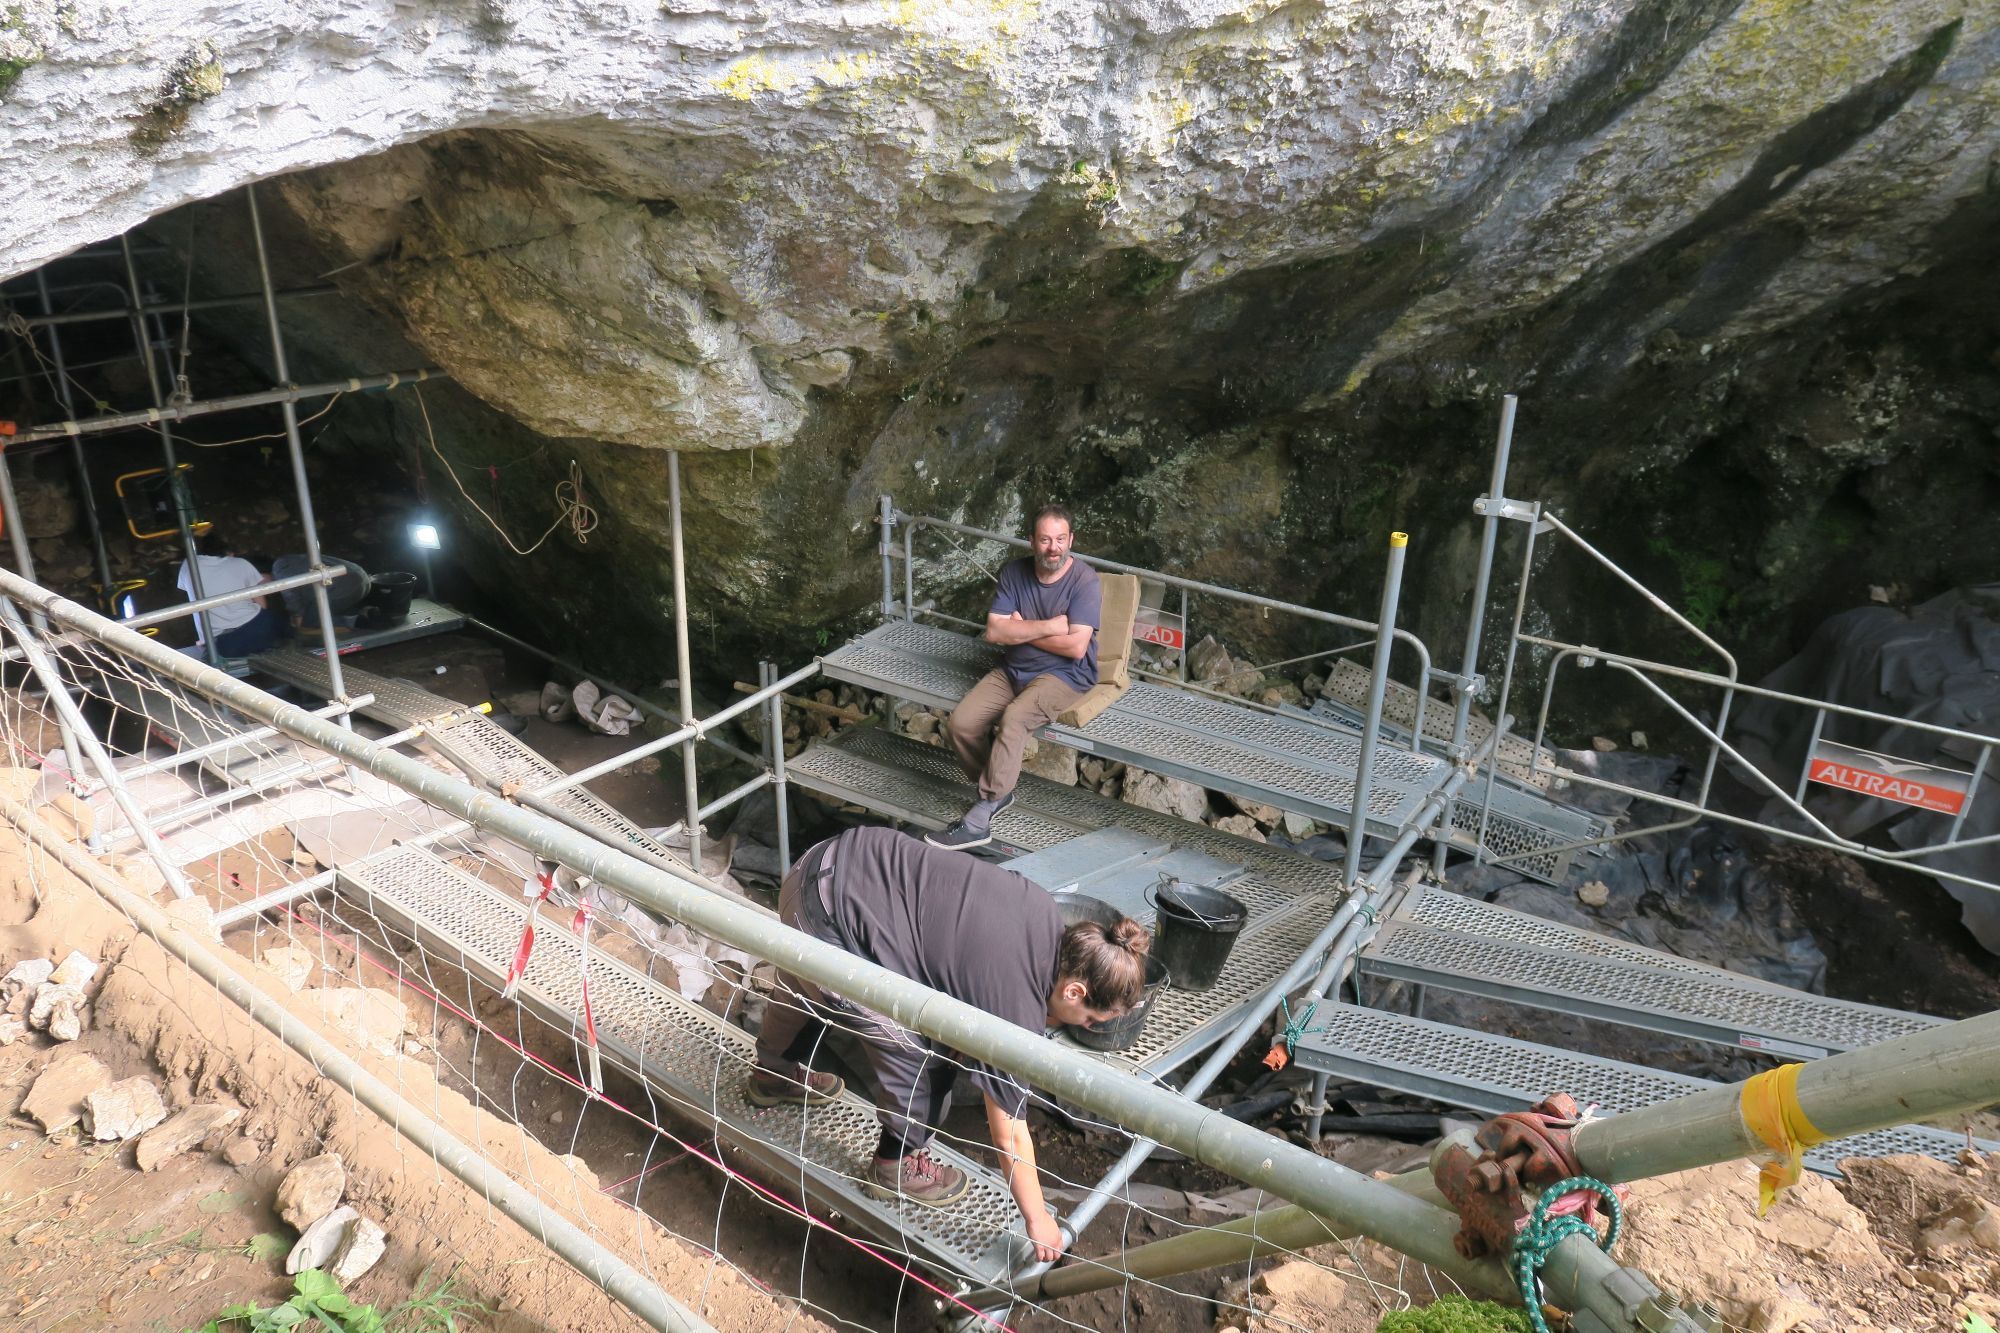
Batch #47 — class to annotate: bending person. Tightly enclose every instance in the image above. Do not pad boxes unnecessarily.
[748,824,1150,1262]
[931,504,1100,849]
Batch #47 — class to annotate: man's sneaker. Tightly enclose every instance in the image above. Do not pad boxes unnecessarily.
[924,792,1015,850]
[745,1065,845,1108]
[865,1149,970,1206]
[925,820,993,850]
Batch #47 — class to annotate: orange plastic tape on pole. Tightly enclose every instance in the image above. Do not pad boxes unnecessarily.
[1740,1062,1829,1214]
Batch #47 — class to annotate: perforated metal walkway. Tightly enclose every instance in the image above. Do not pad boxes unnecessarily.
[251,647,678,868]
[1358,885,1946,1059]
[822,620,1450,839]
[789,726,1347,1075]
[1288,1003,1990,1174]
[336,842,1030,1284]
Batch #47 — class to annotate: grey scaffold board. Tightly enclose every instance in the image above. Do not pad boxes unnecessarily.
[1357,885,1944,1059]
[251,647,679,869]
[96,671,309,789]
[335,842,1030,1285]
[1288,1003,1990,1175]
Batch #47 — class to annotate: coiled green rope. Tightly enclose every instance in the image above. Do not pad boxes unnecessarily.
[1509,1176,1622,1333]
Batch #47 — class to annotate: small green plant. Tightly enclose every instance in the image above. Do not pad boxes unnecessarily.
[191,1269,385,1333]
[1375,1294,1535,1332]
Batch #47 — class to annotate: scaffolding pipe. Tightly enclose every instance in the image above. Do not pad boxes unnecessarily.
[1024,1166,1448,1301]
[0,570,1521,1305]
[246,186,351,725]
[1343,532,1408,891]
[878,495,895,618]
[1575,1009,2000,1184]
[762,660,792,873]
[100,695,370,784]
[17,285,340,330]
[31,272,118,598]
[117,236,215,666]
[0,790,714,1333]
[666,451,702,873]
[0,565,354,663]
[11,368,439,446]
[0,596,195,900]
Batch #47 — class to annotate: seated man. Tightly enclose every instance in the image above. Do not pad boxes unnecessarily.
[175,529,288,657]
[929,505,1099,850]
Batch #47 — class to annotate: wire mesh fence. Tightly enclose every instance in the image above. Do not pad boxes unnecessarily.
[0,613,1460,1332]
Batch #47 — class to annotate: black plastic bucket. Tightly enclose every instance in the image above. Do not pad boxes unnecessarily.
[1146,879,1249,992]
[363,570,419,626]
[1064,951,1170,1053]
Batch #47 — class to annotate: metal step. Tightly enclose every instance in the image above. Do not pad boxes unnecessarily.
[251,648,679,868]
[788,727,1345,1075]
[821,619,997,713]
[1318,659,1555,790]
[95,671,308,788]
[822,620,1453,839]
[1358,886,1944,1059]
[1288,1003,1989,1174]
[335,842,1029,1285]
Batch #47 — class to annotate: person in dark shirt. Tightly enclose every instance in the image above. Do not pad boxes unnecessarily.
[748,825,1150,1263]
[929,505,1101,849]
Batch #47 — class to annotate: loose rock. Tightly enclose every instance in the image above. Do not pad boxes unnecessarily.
[29,982,86,1038]
[302,987,409,1058]
[330,1214,388,1282]
[222,1135,262,1168]
[286,1204,358,1274]
[4,957,54,999]
[22,1051,112,1133]
[1121,768,1209,823]
[257,947,316,994]
[1577,880,1611,909]
[0,1013,24,1045]
[1211,814,1266,842]
[163,896,223,942]
[277,1152,347,1230]
[47,950,96,988]
[135,1104,244,1171]
[84,1076,168,1141]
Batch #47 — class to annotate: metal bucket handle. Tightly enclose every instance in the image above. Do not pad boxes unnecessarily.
[1144,873,1236,928]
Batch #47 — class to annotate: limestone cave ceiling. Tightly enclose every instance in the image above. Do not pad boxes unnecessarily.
[0,0,1995,693]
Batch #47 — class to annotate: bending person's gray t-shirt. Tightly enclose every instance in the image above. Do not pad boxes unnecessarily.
[820,825,1061,1117]
[991,556,1101,693]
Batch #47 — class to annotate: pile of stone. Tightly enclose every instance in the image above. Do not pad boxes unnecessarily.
[2,950,98,1043]
[277,1153,387,1283]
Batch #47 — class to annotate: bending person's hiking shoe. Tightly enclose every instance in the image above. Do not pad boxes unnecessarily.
[866,1148,970,1205]
[745,1064,845,1107]
[924,792,1015,850]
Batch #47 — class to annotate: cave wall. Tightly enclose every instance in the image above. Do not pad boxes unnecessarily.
[5,0,1996,718]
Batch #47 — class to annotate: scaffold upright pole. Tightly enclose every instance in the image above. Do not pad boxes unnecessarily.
[32,271,118,598]
[1343,531,1409,891]
[117,235,215,666]
[667,450,701,872]
[246,185,351,724]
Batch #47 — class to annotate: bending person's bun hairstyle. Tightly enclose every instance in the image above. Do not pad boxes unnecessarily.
[1059,916,1152,1012]
[1110,917,1151,956]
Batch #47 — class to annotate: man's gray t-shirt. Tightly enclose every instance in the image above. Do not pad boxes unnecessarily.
[990,556,1101,693]
[821,825,1061,1117]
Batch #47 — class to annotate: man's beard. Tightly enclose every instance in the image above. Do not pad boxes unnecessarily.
[1037,551,1064,572]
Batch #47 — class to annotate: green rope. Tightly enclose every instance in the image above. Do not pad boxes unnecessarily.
[1509,1176,1622,1333]
[1276,996,1321,1055]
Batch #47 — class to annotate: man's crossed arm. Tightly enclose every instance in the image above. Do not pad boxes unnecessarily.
[985,611,1093,660]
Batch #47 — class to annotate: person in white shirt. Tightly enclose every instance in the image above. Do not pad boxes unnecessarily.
[175,530,287,657]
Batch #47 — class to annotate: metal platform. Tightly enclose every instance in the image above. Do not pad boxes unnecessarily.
[789,726,1346,1075]
[1358,885,1945,1059]
[326,597,466,654]
[95,671,310,788]
[335,843,1028,1285]
[1318,659,1555,790]
[1288,1003,1992,1174]
[250,647,680,868]
[823,620,1452,840]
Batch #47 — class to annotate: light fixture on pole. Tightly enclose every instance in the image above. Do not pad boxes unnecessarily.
[408,518,441,599]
